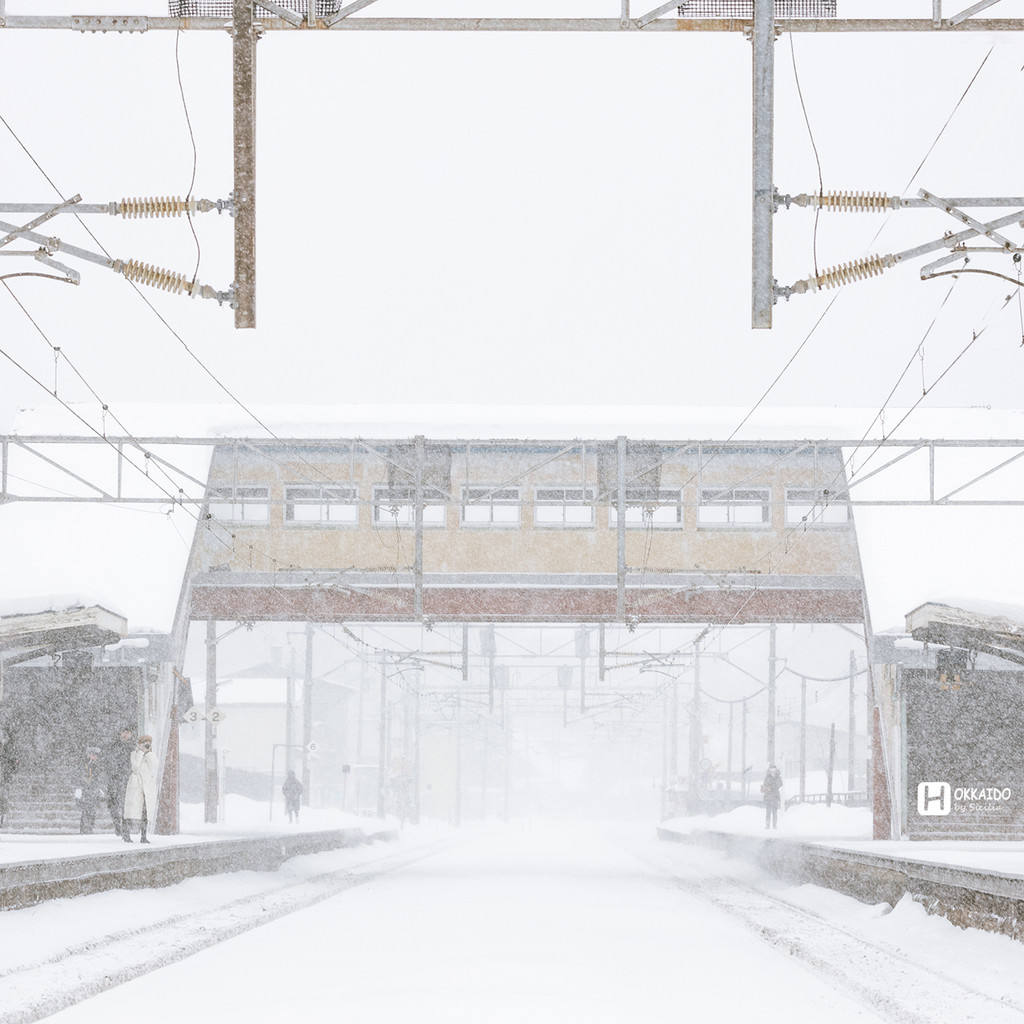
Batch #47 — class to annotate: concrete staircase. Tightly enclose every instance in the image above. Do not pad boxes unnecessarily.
[2,771,117,835]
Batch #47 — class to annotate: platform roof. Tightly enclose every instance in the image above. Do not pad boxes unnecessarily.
[0,602,127,667]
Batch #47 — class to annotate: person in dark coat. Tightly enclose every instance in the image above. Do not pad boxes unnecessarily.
[761,764,783,829]
[282,770,303,824]
[105,725,135,839]
[78,747,104,834]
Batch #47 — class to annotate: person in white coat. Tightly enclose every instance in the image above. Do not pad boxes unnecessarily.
[123,734,157,844]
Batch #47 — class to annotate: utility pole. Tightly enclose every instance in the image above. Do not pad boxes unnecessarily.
[848,649,857,794]
[412,677,421,825]
[284,646,297,783]
[616,435,627,619]
[826,722,836,807]
[688,640,703,814]
[767,624,777,766]
[799,674,807,802]
[454,691,463,827]
[413,434,424,619]
[232,0,257,328]
[576,627,588,714]
[204,619,218,823]
[377,655,387,818]
[751,0,775,328]
[727,701,734,800]
[302,622,313,804]
[741,697,748,798]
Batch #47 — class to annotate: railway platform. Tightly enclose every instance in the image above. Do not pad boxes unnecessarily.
[660,818,1024,940]
[0,817,400,911]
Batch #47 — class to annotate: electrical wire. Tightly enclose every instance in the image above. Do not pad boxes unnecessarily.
[865,44,995,254]
[903,46,994,194]
[924,267,1024,289]
[174,28,202,289]
[789,32,823,278]
[0,273,75,285]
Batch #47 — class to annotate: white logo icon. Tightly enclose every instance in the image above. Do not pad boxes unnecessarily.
[917,782,952,816]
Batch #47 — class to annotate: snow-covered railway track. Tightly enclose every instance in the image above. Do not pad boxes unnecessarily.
[623,838,1024,1024]
[0,837,461,1024]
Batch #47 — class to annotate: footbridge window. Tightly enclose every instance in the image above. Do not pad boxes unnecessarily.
[609,488,684,527]
[285,485,359,525]
[373,486,447,526]
[534,487,596,527]
[207,485,270,523]
[697,487,770,527]
[462,486,521,526]
[785,487,850,527]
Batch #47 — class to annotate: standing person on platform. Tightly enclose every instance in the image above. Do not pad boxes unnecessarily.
[761,764,783,830]
[123,734,157,844]
[282,770,303,824]
[105,725,135,839]
[77,747,104,834]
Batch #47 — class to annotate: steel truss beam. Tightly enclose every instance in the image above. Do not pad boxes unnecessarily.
[4,16,1024,31]
[3,435,1024,507]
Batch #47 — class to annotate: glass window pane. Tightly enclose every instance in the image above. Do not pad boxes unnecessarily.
[733,504,765,523]
[698,505,729,525]
[492,504,520,524]
[292,503,323,522]
[564,504,593,524]
[534,504,564,524]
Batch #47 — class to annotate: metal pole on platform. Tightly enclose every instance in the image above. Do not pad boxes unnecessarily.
[727,701,734,800]
[414,434,424,619]
[688,641,702,813]
[767,624,777,765]
[302,622,313,804]
[377,655,387,818]
[616,436,627,620]
[412,678,421,824]
[204,619,218,823]
[454,690,463,826]
[848,649,857,794]
[285,647,295,780]
[799,675,807,802]
[741,698,748,798]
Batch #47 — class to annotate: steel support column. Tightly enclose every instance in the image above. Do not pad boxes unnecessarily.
[302,621,313,803]
[233,0,257,328]
[616,435,627,619]
[688,641,703,813]
[766,622,777,764]
[751,0,775,328]
[204,619,218,823]
[414,434,424,620]
[377,655,387,818]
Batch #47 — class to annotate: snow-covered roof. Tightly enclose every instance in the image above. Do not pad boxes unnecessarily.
[0,603,127,666]
[11,402,1024,442]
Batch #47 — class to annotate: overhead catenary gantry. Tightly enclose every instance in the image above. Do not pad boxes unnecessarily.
[2,1,1023,328]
